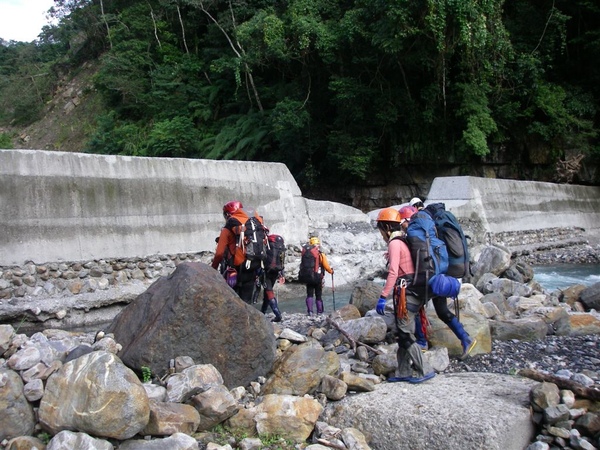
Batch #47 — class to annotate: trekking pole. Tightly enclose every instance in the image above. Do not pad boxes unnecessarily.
[454,296,460,322]
[331,273,336,311]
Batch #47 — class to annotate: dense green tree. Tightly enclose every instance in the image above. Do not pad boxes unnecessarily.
[0,0,598,186]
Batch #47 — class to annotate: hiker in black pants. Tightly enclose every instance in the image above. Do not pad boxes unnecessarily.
[401,202,477,359]
[299,236,334,315]
[260,269,284,322]
[212,200,263,304]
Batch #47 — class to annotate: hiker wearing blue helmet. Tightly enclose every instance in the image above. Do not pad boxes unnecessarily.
[400,204,477,360]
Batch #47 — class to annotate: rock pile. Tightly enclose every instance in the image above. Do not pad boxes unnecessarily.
[1,241,599,449]
[0,252,211,300]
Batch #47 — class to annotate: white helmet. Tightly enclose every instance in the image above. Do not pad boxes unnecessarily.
[409,197,422,207]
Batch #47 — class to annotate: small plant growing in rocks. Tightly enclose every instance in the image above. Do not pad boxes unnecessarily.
[141,366,152,383]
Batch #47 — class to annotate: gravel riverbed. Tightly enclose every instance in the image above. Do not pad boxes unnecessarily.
[276,313,600,381]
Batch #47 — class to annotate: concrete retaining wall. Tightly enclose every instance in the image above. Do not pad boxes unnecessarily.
[4,151,599,269]
[0,150,316,266]
[426,176,600,234]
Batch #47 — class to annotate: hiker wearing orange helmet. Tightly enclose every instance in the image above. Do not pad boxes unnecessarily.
[375,207,435,383]
[212,200,265,304]
[398,204,430,350]
[297,235,333,315]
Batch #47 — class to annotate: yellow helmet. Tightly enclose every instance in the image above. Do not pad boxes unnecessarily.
[309,236,320,245]
[377,207,402,223]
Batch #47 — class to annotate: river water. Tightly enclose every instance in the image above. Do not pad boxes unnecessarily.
[532,263,600,291]
[259,287,355,314]
[267,265,600,315]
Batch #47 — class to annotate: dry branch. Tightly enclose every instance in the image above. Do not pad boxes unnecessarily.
[326,317,382,355]
[518,368,600,401]
[316,438,347,449]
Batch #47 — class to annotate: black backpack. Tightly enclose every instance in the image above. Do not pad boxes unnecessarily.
[297,244,322,284]
[239,216,268,265]
[424,203,471,278]
[265,234,285,272]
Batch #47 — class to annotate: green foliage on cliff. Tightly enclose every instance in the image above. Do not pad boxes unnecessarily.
[1,0,599,188]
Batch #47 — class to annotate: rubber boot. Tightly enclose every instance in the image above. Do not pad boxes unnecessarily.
[448,317,477,360]
[316,299,324,314]
[389,345,413,382]
[305,297,314,316]
[270,299,282,322]
[414,314,428,351]
[406,343,435,383]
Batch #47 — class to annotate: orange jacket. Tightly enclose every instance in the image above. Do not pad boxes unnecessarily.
[211,209,265,270]
[319,251,333,275]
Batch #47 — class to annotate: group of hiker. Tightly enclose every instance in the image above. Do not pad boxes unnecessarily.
[211,200,285,322]
[210,198,476,383]
[210,201,334,321]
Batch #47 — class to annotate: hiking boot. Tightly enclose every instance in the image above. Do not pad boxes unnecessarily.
[316,299,324,314]
[460,336,477,360]
[448,317,476,360]
[270,299,282,323]
[305,296,314,316]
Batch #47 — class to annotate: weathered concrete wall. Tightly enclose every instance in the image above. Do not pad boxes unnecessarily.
[0,150,321,266]
[426,176,600,234]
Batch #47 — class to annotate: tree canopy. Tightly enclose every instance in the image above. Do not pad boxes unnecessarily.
[1,0,599,189]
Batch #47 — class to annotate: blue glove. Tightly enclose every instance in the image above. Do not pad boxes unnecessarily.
[376,296,387,315]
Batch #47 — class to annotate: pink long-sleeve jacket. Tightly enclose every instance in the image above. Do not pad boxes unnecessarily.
[381,236,414,298]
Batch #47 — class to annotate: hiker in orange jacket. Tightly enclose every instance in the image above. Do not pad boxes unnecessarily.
[300,236,333,315]
[212,200,263,304]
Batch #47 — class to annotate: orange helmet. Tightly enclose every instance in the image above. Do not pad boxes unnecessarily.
[223,201,243,215]
[377,208,402,223]
[399,205,417,221]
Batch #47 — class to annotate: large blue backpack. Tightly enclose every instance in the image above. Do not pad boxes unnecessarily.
[405,210,449,287]
[424,203,471,278]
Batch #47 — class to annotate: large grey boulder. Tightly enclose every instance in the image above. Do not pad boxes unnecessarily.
[489,317,549,341]
[107,262,277,389]
[262,340,340,396]
[471,245,512,284]
[322,373,537,450]
[349,280,382,316]
[0,369,36,441]
[38,351,150,440]
[580,282,600,311]
[46,430,114,450]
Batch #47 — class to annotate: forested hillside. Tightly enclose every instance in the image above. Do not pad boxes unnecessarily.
[1,0,599,193]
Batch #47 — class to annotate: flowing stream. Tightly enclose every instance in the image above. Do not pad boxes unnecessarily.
[532,263,600,291]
